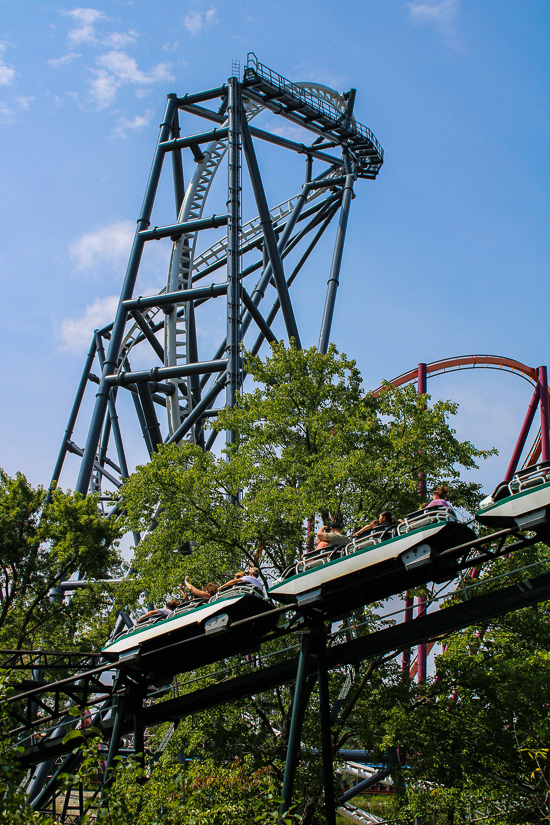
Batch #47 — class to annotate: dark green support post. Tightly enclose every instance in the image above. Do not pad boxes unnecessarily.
[280,632,312,820]
[315,631,336,825]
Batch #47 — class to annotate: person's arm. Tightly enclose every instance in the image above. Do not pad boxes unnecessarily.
[184,576,209,599]
[137,609,157,622]
[354,520,376,537]
[222,577,241,588]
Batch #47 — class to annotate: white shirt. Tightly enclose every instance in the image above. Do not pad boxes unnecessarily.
[240,575,266,597]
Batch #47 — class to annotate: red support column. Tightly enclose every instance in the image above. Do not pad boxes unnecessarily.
[417,363,427,499]
[538,366,550,462]
[401,595,414,675]
[416,363,428,682]
[505,384,540,480]
[417,594,427,682]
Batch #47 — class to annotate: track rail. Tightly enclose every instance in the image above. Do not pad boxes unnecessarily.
[374,353,548,470]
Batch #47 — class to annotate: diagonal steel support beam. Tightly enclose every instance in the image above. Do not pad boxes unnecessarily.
[241,109,301,348]
[226,77,243,439]
[75,94,178,495]
[130,310,165,362]
[318,173,355,353]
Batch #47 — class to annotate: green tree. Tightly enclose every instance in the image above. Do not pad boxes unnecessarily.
[373,543,550,824]
[119,343,492,602]
[115,343,495,823]
[0,470,122,652]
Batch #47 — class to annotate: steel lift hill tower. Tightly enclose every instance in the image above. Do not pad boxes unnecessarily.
[50,53,384,502]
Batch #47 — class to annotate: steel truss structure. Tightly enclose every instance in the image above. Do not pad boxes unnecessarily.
[14,55,550,825]
[49,53,383,502]
[6,520,550,822]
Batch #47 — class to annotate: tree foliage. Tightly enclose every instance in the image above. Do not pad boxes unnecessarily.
[119,343,493,603]
[0,470,122,651]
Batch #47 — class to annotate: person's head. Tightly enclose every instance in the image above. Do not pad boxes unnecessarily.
[379,511,392,523]
[166,599,179,611]
[248,566,260,577]
[205,583,218,596]
[329,520,342,532]
[433,485,450,499]
[234,571,246,578]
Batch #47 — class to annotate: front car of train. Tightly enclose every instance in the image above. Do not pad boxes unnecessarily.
[476,461,550,531]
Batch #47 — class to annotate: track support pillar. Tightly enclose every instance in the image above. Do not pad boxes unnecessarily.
[280,631,312,820]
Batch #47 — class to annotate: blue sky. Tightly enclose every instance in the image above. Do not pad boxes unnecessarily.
[1,0,548,496]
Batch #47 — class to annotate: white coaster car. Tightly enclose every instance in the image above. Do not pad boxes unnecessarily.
[269,507,475,618]
[476,461,550,531]
[101,582,276,679]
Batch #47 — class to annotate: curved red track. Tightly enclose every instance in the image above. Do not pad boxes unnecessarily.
[374,354,546,468]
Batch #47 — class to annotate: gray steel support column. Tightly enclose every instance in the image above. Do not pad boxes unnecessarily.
[76,94,178,495]
[186,292,203,446]
[316,633,336,825]
[170,108,185,215]
[136,382,163,452]
[226,77,243,448]
[280,632,312,820]
[131,389,154,456]
[166,374,226,445]
[318,174,354,354]
[102,693,127,789]
[241,110,301,348]
[95,333,129,478]
[105,386,129,479]
[48,335,97,502]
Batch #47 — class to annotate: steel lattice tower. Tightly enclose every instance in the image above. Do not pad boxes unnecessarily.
[50,53,383,503]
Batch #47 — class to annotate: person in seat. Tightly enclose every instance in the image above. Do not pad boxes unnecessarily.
[222,566,266,596]
[180,577,219,600]
[424,485,451,509]
[137,599,179,623]
[312,521,348,553]
[354,511,396,539]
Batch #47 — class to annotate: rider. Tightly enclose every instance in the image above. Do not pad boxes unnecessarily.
[180,577,219,600]
[311,521,348,554]
[222,566,266,597]
[137,599,179,623]
[424,485,451,509]
[354,511,396,539]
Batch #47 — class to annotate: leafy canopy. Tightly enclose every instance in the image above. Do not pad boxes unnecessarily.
[0,470,122,651]
[120,343,494,603]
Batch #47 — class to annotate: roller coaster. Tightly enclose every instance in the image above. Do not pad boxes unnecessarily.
[4,54,550,824]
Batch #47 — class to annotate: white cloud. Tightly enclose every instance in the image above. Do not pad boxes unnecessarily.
[102,29,138,48]
[89,68,119,108]
[407,0,463,49]
[112,108,154,139]
[69,219,135,272]
[162,40,180,53]
[49,52,81,68]
[0,44,15,86]
[98,50,172,84]
[184,8,218,35]
[89,50,173,108]
[267,120,313,143]
[59,295,119,353]
[0,102,14,123]
[65,8,107,46]
[15,96,34,110]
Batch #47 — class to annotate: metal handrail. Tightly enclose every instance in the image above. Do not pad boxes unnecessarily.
[245,53,383,160]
